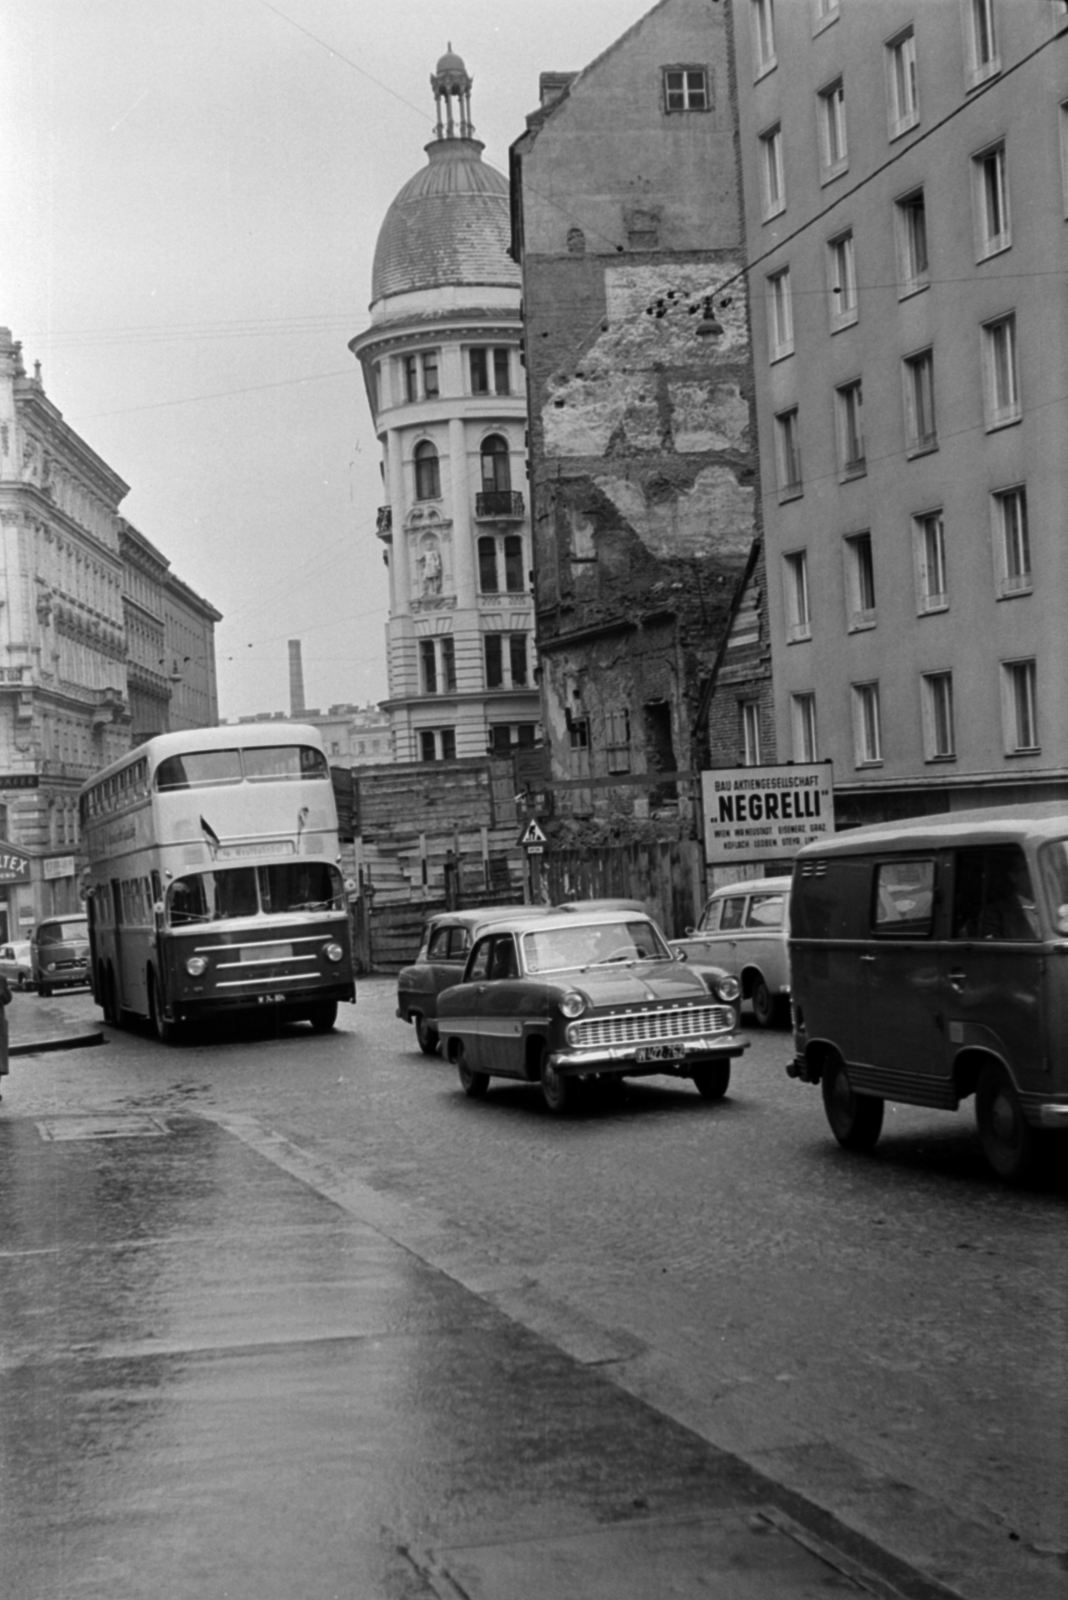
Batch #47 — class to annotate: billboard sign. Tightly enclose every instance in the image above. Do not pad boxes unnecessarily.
[700,763,834,866]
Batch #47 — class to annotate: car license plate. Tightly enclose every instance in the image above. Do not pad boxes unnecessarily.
[635,1043,680,1063]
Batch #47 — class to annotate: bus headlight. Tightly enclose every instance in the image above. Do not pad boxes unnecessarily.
[185,955,209,977]
[324,943,344,963]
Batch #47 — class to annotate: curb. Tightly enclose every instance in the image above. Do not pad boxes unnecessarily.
[10,1030,105,1056]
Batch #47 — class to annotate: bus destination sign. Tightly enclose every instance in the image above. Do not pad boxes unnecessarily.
[700,763,834,866]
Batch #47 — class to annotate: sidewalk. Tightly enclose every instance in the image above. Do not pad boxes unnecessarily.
[5,985,103,1057]
[0,1099,956,1600]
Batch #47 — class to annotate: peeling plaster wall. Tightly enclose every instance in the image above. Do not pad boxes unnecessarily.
[514,0,774,847]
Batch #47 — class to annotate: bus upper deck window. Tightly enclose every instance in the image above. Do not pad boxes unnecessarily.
[156,750,242,791]
[243,745,329,782]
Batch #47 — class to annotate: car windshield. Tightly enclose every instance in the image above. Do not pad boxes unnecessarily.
[166,862,345,924]
[37,921,87,944]
[522,918,670,974]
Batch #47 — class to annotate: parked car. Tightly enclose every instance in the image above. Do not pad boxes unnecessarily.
[670,875,792,1027]
[437,905,747,1113]
[787,803,1068,1181]
[397,905,553,1055]
[31,913,91,996]
[0,941,34,989]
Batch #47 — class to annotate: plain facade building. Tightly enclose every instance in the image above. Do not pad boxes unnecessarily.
[734,0,1068,823]
[350,49,542,766]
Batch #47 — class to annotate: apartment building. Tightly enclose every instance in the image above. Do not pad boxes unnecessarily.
[733,0,1068,824]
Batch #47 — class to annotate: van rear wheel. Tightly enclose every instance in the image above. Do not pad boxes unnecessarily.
[821,1058,884,1150]
[975,1062,1036,1182]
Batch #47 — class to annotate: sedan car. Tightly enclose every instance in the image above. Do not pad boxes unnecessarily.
[670,875,792,1028]
[0,941,33,989]
[397,904,553,1055]
[437,907,747,1113]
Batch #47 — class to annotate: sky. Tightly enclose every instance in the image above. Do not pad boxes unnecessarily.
[0,0,655,721]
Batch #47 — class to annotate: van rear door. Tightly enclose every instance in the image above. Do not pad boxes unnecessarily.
[857,856,950,1103]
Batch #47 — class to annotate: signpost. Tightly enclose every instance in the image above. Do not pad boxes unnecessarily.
[518,819,548,900]
[700,763,834,867]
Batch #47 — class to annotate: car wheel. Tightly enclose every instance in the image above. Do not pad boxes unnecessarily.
[539,1050,573,1114]
[16,973,26,990]
[38,982,52,998]
[415,1014,440,1056]
[693,1061,731,1101]
[149,968,179,1045]
[750,975,778,1029]
[821,1057,884,1150]
[975,1061,1036,1182]
[456,1043,489,1099]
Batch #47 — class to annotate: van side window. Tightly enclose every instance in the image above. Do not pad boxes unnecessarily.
[468,937,494,980]
[489,935,519,980]
[746,894,784,928]
[427,926,452,959]
[450,929,472,959]
[720,897,746,931]
[699,899,722,934]
[951,846,1039,942]
[873,860,936,936]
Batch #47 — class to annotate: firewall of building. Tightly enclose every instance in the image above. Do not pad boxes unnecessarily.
[511,0,774,848]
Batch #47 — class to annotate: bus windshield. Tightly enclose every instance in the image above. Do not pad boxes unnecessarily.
[156,744,328,791]
[167,862,345,924]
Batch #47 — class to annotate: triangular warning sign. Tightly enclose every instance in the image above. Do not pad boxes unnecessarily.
[519,819,547,847]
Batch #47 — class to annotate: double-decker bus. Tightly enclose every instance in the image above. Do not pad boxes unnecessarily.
[79,724,356,1041]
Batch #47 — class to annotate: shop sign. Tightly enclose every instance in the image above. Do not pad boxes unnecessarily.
[700,763,834,865]
[0,843,33,883]
[0,775,39,790]
[43,855,76,880]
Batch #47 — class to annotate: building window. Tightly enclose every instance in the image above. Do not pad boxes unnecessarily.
[914,511,948,613]
[480,434,511,493]
[852,681,883,766]
[813,0,839,29]
[477,534,524,594]
[414,440,441,501]
[403,354,418,403]
[836,379,865,476]
[903,349,937,453]
[896,190,929,296]
[965,0,1000,88]
[422,351,439,398]
[759,123,785,218]
[419,636,455,695]
[740,702,762,767]
[921,672,956,761]
[983,314,1020,428]
[844,532,876,631]
[791,693,818,763]
[818,78,848,179]
[663,67,709,111]
[783,550,811,642]
[993,486,1031,596]
[827,230,857,329]
[775,407,802,496]
[1002,659,1038,753]
[886,28,919,138]
[1060,101,1068,216]
[606,709,632,774]
[420,728,456,762]
[568,714,591,779]
[766,267,793,360]
[470,347,512,395]
[752,0,777,76]
[402,349,440,403]
[974,143,1010,258]
[484,632,528,690]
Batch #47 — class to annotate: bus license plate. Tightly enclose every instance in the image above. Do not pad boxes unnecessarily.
[256,993,287,1005]
[635,1043,680,1063]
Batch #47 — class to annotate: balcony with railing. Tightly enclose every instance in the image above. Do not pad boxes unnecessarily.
[475,490,524,521]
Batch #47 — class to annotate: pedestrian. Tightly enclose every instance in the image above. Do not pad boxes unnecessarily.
[0,968,10,1100]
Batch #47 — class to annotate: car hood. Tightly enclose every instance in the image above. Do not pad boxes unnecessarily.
[567,961,715,1005]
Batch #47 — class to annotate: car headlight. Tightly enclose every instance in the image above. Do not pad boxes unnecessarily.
[185,955,209,977]
[713,975,741,1003]
[44,962,56,973]
[559,990,586,1019]
[324,943,344,963]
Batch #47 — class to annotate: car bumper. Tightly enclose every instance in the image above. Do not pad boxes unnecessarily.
[549,1033,749,1074]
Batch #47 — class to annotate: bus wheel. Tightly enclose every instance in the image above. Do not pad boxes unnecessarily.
[149,969,179,1044]
[307,1000,338,1034]
[976,1062,1036,1182]
[821,1057,884,1150]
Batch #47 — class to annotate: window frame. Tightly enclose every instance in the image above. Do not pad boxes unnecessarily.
[973,142,1010,260]
[606,709,632,774]
[827,229,857,329]
[921,671,957,761]
[913,510,948,614]
[413,439,441,502]
[783,549,812,642]
[791,692,818,762]
[663,66,710,113]
[1001,658,1039,754]
[886,26,919,138]
[740,701,762,767]
[817,77,848,181]
[844,531,877,632]
[964,0,1000,90]
[775,406,802,498]
[903,347,937,455]
[852,680,883,767]
[759,123,786,220]
[895,189,929,297]
[752,0,777,78]
[766,266,794,360]
[992,485,1032,598]
[835,378,866,477]
[982,313,1021,429]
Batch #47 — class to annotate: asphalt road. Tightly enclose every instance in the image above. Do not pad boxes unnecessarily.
[3,979,1066,1600]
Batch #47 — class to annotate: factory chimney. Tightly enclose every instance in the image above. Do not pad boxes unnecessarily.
[288,639,306,719]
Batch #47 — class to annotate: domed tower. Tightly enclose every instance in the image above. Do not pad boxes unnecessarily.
[350,49,540,765]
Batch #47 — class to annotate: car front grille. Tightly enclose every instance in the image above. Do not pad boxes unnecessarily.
[570,1004,735,1049]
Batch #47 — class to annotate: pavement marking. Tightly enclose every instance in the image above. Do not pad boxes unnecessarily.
[35,1113,169,1141]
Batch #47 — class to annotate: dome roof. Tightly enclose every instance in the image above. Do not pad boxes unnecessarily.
[371,138,520,304]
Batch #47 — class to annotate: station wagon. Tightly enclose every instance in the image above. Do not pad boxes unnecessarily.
[671,876,791,1027]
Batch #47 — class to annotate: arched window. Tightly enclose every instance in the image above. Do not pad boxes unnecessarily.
[480,434,511,494]
[414,441,440,501]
